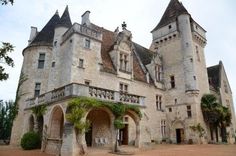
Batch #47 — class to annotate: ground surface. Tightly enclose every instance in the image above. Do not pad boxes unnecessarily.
[0,144,236,156]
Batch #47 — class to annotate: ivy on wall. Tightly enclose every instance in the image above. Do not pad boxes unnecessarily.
[66,96,142,133]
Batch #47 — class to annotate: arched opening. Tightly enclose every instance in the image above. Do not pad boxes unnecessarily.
[85,108,113,147]
[49,106,64,139]
[29,115,34,131]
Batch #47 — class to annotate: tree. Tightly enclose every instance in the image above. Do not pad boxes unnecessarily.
[0,100,16,143]
[201,94,232,143]
[1,0,13,5]
[0,42,14,81]
[216,105,231,142]
[31,105,47,134]
[1,1,15,80]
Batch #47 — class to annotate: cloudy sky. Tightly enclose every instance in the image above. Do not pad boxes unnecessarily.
[0,0,236,113]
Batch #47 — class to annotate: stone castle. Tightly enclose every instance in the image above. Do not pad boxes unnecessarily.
[10,0,236,155]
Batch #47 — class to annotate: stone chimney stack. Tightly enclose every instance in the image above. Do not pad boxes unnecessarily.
[28,26,37,44]
[81,10,91,26]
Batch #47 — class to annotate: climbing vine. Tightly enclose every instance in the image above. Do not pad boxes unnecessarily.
[66,96,142,133]
[66,96,142,153]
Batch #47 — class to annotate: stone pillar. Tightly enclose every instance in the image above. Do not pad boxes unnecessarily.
[135,121,141,147]
[110,116,116,152]
[60,123,80,156]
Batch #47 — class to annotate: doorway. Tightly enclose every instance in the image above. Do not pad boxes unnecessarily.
[119,124,128,145]
[176,128,184,144]
[85,124,93,147]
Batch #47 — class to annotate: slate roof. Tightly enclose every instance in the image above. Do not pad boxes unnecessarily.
[29,6,72,47]
[207,64,220,90]
[57,6,72,28]
[151,0,189,32]
[30,12,60,46]
[133,42,153,65]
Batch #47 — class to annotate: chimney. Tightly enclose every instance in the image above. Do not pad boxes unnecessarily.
[28,26,37,44]
[81,10,91,26]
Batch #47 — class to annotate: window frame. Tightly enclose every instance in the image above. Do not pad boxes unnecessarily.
[34,82,41,97]
[170,75,175,88]
[187,105,192,118]
[38,53,45,69]
[85,38,91,49]
[119,83,128,93]
[78,59,84,68]
[161,120,166,138]
[119,53,129,72]
[155,65,162,82]
[156,95,162,111]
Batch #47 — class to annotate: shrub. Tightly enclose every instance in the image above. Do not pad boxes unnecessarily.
[20,131,41,150]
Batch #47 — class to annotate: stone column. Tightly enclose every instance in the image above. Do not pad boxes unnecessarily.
[60,122,80,156]
[135,121,141,147]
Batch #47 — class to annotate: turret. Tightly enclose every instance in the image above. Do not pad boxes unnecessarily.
[48,6,73,90]
[53,6,72,45]
[177,14,198,93]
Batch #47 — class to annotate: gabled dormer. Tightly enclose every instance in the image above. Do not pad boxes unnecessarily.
[109,23,133,79]
[146,52,163,87]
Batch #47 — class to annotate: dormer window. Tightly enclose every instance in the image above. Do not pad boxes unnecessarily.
[119,53,129,72]
[155,65,162,82]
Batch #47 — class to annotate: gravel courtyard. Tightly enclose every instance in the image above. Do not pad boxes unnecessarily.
[0,144,235,156]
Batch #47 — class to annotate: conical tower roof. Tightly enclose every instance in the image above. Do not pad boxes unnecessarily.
[57,6,72,28]
[30,11,60,46]
[151,0,189,32]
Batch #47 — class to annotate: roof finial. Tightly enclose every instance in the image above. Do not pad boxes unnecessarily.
[122,21,127,30]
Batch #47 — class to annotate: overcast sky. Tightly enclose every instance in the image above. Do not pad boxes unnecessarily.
[0,0,236,114]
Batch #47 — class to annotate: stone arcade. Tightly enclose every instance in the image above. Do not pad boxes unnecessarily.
[10,0,236,155]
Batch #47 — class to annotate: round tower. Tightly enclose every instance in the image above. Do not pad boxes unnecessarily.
[10,11,60,146]
[177,14,199,93]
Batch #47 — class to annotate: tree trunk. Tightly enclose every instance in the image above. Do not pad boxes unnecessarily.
[210,124,213,141]
[215,125,218,142]
[114,129,120,153]
[76,133,87,156]
[221,125,227,143]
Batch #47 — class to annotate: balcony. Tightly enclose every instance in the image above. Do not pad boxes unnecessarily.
[25,83,145,109]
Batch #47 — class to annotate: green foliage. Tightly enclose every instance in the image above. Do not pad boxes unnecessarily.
[20,131,41,150]
[201,94,232,126]
[0,100,16,141]
[114,119,125,129]
[190,123,205,138]
[0,42,14,81]
[31,105,47,118]
[1,0,13,5]
[201,94,232,142]
[66,97,142,134]
[111,103,126,118]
